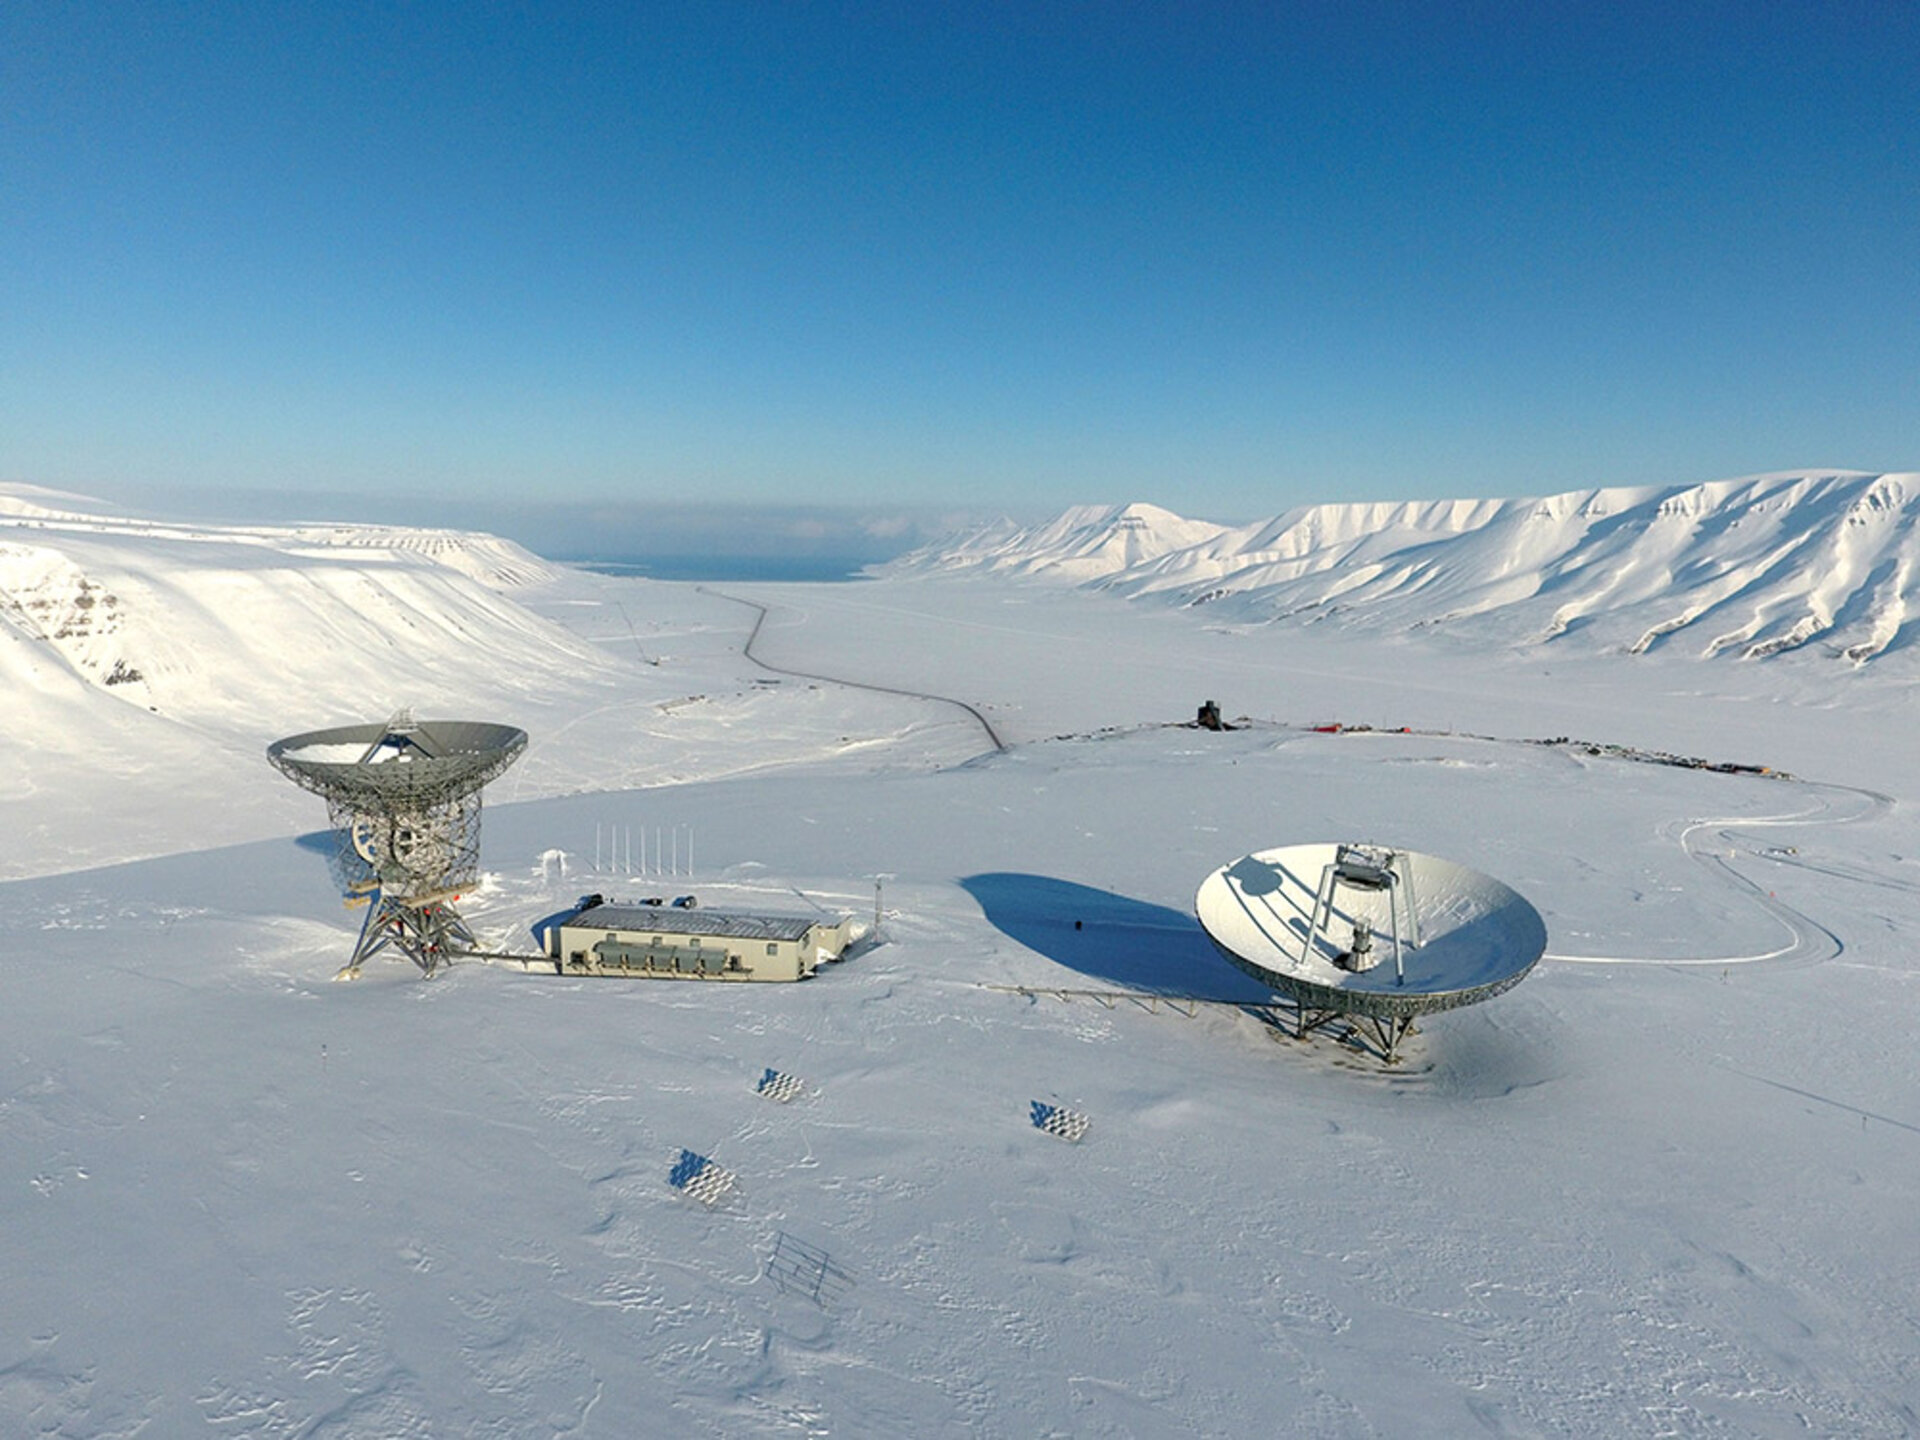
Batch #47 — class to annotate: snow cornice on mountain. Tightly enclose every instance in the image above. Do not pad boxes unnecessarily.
[890,471,1920,665]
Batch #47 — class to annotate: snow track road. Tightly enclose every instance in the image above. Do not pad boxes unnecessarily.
[1546,778,1886,968]
[704,589,1007,754]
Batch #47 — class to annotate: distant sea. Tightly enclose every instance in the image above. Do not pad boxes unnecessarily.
[561,555,876,582]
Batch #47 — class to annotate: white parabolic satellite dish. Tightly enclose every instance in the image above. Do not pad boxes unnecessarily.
[1195,843,1547,1021]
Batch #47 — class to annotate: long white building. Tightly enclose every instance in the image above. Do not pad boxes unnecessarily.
[545,898,853,982]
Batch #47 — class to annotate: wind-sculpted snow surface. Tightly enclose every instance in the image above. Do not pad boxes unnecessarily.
[893,471,1920,665]
[4,722,1919,1437]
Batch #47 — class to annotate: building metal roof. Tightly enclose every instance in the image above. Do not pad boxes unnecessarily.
[564,904,823,943]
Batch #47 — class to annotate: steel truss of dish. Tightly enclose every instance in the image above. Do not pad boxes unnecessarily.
[1231,965,1538,1064]
[267,714,527,978]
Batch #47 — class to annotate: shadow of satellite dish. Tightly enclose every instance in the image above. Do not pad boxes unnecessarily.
[1224,854,1285,897]
[960,872,1276,1002]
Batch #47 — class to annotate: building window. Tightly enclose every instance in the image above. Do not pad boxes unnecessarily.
[766,942,778,956]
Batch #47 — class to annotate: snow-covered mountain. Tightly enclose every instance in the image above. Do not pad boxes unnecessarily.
[909,501,1233,579]
[0,485,590,731]
[0,485,652,873]
[892,471,1920,665]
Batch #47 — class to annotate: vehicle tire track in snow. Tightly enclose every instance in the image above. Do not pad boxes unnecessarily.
[702,589,1007,755]
[1708,1062,1920,1136]
[1544,780,1887,968]
[1268,723,1886,974]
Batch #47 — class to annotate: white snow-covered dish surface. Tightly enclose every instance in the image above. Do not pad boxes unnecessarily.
[1196,843,1548,1006]
[279,741,399,764]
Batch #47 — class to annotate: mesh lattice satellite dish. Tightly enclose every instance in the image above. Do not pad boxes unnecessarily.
[268,711,527,978]
[1195,842,1546,1062]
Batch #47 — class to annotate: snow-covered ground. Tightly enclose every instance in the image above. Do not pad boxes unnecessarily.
[3,483,1918,1435]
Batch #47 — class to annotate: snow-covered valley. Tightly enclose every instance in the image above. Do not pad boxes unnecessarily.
[3,481,1918,1435]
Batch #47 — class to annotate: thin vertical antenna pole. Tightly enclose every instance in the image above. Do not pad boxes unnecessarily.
[688,828,694,876]
[1390,878,1405,984]
[672,827,679,876]
[1302,863,1335,967]
[656,828,662,877]
[595,822,601,872]
[1402,854,1423,949]
[639,825,646,877]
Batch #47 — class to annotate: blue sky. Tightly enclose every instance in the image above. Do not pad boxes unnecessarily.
[4,2,1916,547]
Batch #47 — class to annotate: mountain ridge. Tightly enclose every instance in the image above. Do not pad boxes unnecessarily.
[0,484,616,745]
[889,471,1920,665]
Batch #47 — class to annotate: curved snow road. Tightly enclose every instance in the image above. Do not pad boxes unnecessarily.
[1544,779,1893,968]
[702,589,1008,755]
